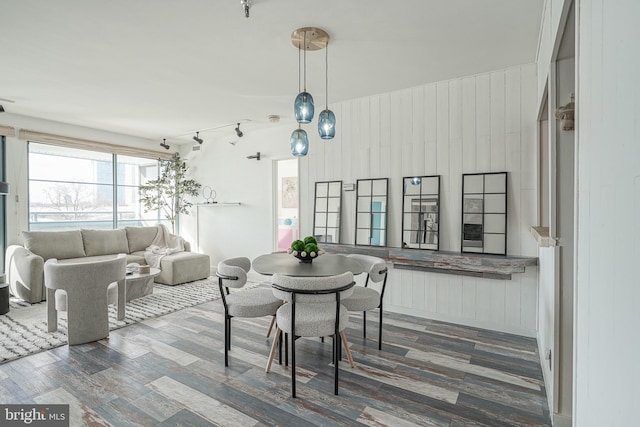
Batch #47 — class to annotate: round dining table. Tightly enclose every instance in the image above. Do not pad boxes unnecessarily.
[252,252,363,277]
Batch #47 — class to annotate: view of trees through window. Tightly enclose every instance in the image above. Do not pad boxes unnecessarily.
[28,143,165,231]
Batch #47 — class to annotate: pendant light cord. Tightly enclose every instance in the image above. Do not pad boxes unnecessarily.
[303,30,307,91]
[298,41,301,93]
[325,42,329,110]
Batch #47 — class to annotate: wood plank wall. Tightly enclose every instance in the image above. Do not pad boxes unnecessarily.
[300,64,538,336]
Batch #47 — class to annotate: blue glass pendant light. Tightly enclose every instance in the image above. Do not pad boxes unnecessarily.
[294,30,314,123]
[294,92,314,124]
[318,109,335,139]
[290,126,309,156]
[318,43,336,139]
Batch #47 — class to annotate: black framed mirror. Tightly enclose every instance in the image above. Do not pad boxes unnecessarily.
[313,180,342,244]
[355,178,388,246]
[461,172,507,255]
[402,175,440,251]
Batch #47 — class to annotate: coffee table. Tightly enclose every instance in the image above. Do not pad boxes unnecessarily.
[125,267,161,301]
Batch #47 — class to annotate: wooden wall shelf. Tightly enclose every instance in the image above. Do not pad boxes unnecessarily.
[319,243,537,280]
[195,202,241,206]
[530,226,557,247]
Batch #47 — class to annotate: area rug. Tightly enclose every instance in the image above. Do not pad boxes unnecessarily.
[0,278,261,365]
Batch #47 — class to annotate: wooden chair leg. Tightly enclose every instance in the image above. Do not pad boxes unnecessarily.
[340,331,355,368]
[266,316,275,337]
[265,326,281,373]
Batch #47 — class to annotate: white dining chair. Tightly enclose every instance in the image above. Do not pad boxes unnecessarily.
[265,272,355,397]
[216,257,283,367]
[342,254,389,350]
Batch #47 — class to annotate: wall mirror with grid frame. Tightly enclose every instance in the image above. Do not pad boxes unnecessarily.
[402,175,440,251]
[355,178,388,246]
[461,172,507,255]
[313,180,342,244]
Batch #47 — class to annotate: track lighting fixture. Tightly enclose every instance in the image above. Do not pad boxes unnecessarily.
[247,152,261,161]
[0,105,4,113]
[166,120,249,147]
[240,0,251,18]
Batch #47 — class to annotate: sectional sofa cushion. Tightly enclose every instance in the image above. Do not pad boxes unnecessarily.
[125,226,159,253]
[22,230,86,261]
[81,229,130,256]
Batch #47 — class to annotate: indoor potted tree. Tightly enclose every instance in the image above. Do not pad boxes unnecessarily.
[138,153,201,233]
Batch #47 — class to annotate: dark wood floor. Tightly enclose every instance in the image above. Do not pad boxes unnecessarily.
[0,296,550,426]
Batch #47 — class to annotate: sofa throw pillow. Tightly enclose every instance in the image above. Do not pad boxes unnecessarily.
[81,229,130,256]
[125,226,160,253]
[22,230,86,261]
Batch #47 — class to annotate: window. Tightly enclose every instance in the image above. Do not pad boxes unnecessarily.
[28,142,163,231]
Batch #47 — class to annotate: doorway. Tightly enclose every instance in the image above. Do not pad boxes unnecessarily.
[274,159,299,251]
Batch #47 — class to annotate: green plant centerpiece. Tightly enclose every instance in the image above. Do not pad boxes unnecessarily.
[288,235,325,263]
[138,153,201,233]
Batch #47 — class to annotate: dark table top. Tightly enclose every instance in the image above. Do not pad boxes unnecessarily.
[252,253,363,277]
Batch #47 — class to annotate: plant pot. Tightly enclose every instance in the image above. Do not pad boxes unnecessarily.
[294,253,315,263]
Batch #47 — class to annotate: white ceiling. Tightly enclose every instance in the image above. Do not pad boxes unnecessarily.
[1,0,543,144]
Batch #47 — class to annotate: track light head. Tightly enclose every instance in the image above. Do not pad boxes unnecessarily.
[235,123,244,138]
[193,132,203,144]
[241,0,251,18]
[160,139,170,150]
[0,105,4,113]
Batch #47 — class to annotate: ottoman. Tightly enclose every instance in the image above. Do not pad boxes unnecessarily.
[155,251,211,285]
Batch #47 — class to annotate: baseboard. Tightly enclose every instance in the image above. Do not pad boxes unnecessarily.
[386,305,537,338]
[537,333,554,416]
[553,413,572,427]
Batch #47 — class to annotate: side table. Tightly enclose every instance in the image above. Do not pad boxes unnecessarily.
[125,268,161,301]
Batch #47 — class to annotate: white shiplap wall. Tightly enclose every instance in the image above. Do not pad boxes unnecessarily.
[575,1,640,426]
[300,64,539,336]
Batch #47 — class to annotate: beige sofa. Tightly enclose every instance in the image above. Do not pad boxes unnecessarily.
[5,226,211,303]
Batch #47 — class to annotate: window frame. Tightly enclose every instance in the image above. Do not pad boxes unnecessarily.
[27,141,163,231]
